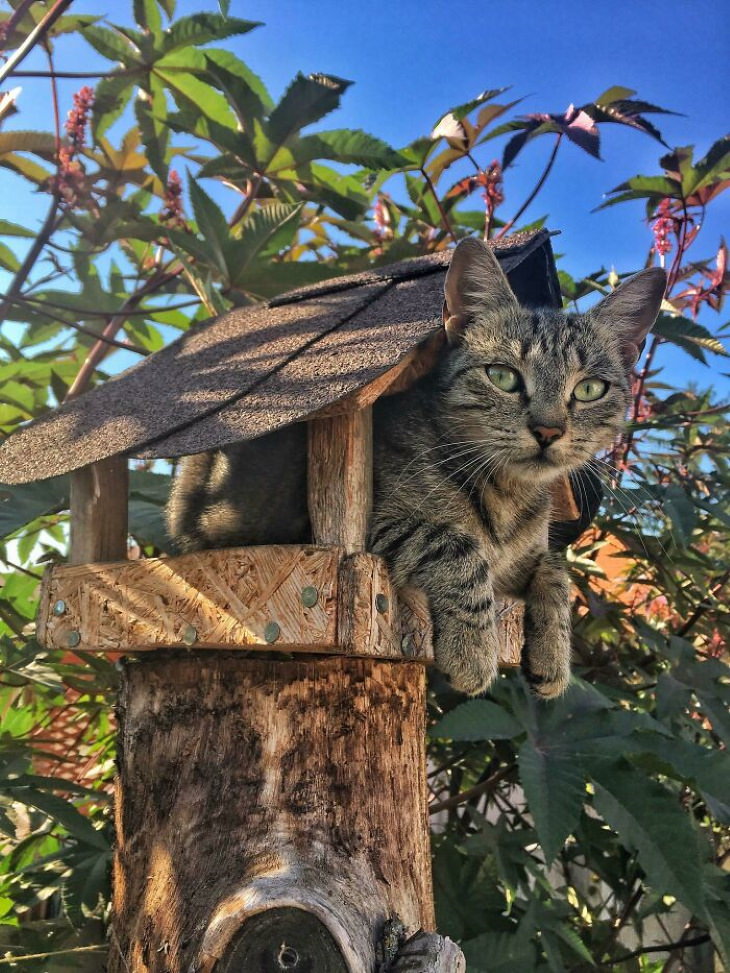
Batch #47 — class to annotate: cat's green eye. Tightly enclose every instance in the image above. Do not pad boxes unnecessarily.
[573,378,609,402]
[486,365,521,392]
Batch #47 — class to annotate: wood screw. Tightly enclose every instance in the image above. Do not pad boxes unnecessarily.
[264,621,281,643]
[52,599,67,616]
[300,585,318,608]
[375,593,389,613]
[182,625,197,646]
[67,630,80,648]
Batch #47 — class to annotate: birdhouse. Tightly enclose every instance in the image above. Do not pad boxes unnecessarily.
[0,229,578,971]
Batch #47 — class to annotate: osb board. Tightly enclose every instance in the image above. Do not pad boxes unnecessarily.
[37,546,523,667]
[40,547,340,654]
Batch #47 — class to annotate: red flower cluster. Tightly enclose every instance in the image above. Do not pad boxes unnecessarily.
[480,160,504,210]
[652,198,675,258]
[675,240,728,318]
[160,169,187,229]
[54,86,95,209]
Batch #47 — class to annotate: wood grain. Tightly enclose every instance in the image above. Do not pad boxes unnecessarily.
[307,409,373,553]
[109,655,434,973]
[38,546,522,667]
[69,456,128,565]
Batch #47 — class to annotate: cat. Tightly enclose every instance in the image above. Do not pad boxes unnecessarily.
[167,238,665,697]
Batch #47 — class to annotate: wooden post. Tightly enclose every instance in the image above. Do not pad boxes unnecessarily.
[100,406,459,972]
[69,456,128,564]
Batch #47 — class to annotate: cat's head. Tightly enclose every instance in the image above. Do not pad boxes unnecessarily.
[439,237,666,483]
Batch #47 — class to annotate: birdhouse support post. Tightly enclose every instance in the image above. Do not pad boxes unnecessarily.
[41,416,470,971]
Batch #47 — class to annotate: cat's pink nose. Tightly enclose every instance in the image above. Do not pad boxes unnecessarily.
[530,425,565,447]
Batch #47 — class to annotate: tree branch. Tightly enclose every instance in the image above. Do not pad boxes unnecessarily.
[0,0,76,87]
[604,933,710,966]
[496,132,562,240]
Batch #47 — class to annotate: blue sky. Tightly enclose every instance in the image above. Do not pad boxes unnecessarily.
[1,0,728,392]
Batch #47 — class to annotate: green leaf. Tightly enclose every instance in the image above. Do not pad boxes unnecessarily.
[204,48,273,128]
[661,484,698,545]
[0,219,34,238]
[653,314,727,358]
[188,173,231,276]
[163,13,260,52]
[157,56,235,129]
[430,699,521,740]
[447,87,512,120]
[518,739,586,863]
[279,129,407,171]
[267,73,353,148]
[134,0,162,34]
[227,203,302,283]
[82,25,141,64]
[0,477,69,538]
[92,73,134,141]
[592,760,706,917]
[0,130,58,158]
[11,787,109,851]
[61,849,111,928]
[0,241,19,273]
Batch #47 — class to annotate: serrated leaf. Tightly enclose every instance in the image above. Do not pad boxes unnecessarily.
[157,61,234,130]
[82,24,141,63]
[204,48,272,128]
[0,130,58,158]
[0,477,69,538]
[518,739,586,863]
[280,129,407,171]
[163,13,259,51]
[430,699,521,740]
[592,760,706,917]
[188,173,231,276]
[267,72,353,149]
[92,73,134,141]
[134,0,162,34]
[227,203,302,282]
[653,314,728,358]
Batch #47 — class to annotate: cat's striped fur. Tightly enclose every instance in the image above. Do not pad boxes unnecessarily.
[167,239,665,697]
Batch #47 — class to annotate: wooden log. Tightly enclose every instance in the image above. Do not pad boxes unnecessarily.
[391,931,466,972]
[308,409,373,553]
[69,456,128,565]
[109,655,433,973]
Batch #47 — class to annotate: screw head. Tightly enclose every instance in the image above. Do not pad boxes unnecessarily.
[300,586,318,608]
[375,593,389,614]
[52,599,67,617]
[264,621,281,644]
[182,625,197,646]
[67,630,81,648]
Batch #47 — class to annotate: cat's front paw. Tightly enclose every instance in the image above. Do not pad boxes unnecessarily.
[521,630,571,698]
[435,623,499,696]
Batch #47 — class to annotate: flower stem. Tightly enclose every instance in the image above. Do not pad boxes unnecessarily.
[496,132,562,239]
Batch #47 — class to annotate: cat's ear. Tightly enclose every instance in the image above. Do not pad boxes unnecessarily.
[591,268,666,367]
[443,237,517,345]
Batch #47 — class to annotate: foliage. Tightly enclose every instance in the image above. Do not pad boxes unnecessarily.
[0,1,727,969]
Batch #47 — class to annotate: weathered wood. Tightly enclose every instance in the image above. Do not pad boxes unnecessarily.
[38,545,523,667]
[69,456,128,565]
[308,409,373,553]
[391,931,466,972]
[109,655,434,973]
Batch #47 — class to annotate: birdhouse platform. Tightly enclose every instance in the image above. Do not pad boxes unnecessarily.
[0,230,579,972]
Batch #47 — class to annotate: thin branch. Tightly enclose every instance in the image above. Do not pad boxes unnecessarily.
[0,200,63,329]
[419,166,457,243]
[0,0,76,87]
[9,67,138,79]
[63,265,182,400]
[3,295,148,353]
[19,293,202,318]
[430,766,511,814]
[1,0,38,41]
[45,44,62,158]
[604,933,710,967]
[496,132,563,240]
[0,945,106,966]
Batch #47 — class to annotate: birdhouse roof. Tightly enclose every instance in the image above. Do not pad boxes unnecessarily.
[0,230,559,484]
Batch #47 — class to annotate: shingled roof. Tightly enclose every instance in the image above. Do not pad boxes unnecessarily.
[0,230,560,485]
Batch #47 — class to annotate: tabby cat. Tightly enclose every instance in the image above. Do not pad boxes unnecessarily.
[167,239,665,697]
